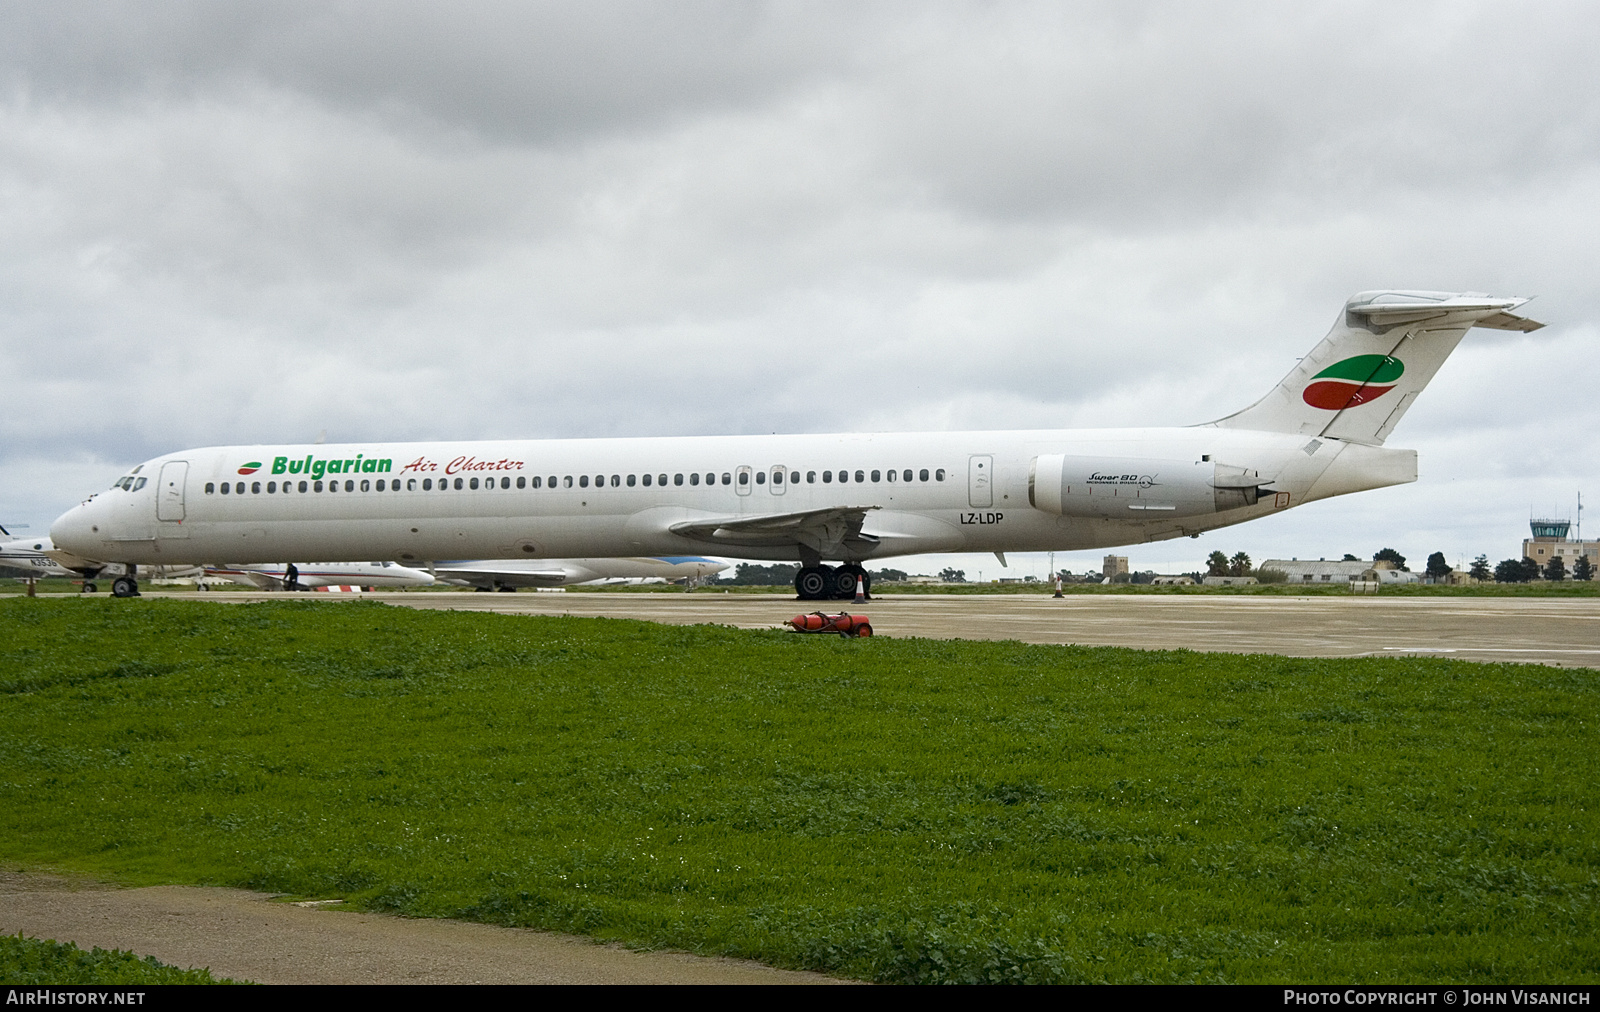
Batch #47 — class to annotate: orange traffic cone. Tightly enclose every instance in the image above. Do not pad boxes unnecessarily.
[853,573,866,604]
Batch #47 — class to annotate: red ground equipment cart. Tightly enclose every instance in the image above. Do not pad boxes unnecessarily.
[788,611,873,637]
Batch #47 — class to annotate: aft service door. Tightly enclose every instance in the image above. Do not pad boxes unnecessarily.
[156,461,188,521]
[968,455,993,508]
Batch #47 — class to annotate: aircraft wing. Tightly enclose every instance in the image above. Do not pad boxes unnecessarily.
[205,566,285,590]
[431,564,582,589]
[669,506,881,556]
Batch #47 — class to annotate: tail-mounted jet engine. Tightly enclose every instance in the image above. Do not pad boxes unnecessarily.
[1028,455,1275,519]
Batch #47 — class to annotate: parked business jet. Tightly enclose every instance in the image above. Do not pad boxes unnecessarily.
[2,535,199,589]
[0,536,81,582]
[49,292,1542,599]
[430,556,729,590]
[204,560,435,591]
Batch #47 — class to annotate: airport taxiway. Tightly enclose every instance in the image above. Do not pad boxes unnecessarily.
[177,590,1599,667]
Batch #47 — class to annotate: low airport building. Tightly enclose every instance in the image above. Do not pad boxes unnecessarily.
[1259,558,1419,585]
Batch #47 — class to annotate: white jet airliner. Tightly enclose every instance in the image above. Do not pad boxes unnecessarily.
[49,291,1542,600]
[204,560,435,591]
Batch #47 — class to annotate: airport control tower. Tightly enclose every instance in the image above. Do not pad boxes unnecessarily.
[1522,511,1598,576]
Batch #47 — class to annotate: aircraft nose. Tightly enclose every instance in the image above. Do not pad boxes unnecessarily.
[50,503,99,556]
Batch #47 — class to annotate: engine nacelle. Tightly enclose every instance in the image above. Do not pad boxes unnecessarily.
[1028,454,1272,519]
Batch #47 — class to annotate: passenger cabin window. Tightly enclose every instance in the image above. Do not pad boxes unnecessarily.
[359,480,369,492]
[268,482,277,493]
[205,482,215,494]
[721,473,731,485]
[807,471,816,483]
[822,471,832,483]
[690,473,699,486]
[755,472,765,484]
[674,474,684,486]
[422,479,432,490]
[299,481,309,492]
[454,478,463,490]
[856,470,866,483]
[579,475,589,488]
[627,474,636,487]
[886,470,895,482]
[642,474,652,486]
[252,482,261,493]
[610,475,619,487]
[220,483,230,495]
[936,469,946,481]
[738,471,748,485]
[871,470,880,482]
[920,469,929,481]
[314,481,324,492]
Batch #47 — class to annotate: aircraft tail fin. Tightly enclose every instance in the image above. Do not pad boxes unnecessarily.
[1208,291,1542,445]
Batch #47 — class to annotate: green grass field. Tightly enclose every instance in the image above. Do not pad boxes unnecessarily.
[1,598,1594,983]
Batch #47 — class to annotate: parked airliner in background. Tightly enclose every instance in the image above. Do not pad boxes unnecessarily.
[204,561,435,591]
[49,291,1543,599]
[429,556,729,591]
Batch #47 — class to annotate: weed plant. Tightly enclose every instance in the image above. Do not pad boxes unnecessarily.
[0,599,1594,983]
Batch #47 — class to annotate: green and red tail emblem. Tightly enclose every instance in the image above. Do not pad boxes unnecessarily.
[237,461,262,475]
[1302,355,1404,410]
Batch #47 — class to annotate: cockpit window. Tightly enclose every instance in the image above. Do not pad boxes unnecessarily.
[132,477,147,490]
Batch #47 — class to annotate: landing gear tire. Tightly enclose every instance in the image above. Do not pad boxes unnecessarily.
[497,584,516,592]
[795,566,831,600]
[111,576,139,598]
[831,566,868,600]
[83,583,97,594]
[475,586,492,592]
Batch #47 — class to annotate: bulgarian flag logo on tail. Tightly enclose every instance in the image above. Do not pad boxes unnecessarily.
[237,461,262,475]
[1302,355,1404,410]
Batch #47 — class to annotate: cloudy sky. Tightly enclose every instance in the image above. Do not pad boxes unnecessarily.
[3,1,1596,578]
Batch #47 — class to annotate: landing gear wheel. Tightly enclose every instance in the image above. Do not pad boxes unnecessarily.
[474,586,492,592]
[111,576,139,598]
[83,583,97,594]
[497,584,516,592]
[832,566,870,600]
[795,566,830,600]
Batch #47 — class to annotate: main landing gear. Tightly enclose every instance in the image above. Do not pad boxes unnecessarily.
[795,564,870,601]
[111,576,140,598]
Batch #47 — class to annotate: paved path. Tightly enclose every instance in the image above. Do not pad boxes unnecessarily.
[173,590,1600,668]
[0,873,846,985]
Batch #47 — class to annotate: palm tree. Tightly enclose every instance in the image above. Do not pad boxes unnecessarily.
[1229,551,1252,577]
